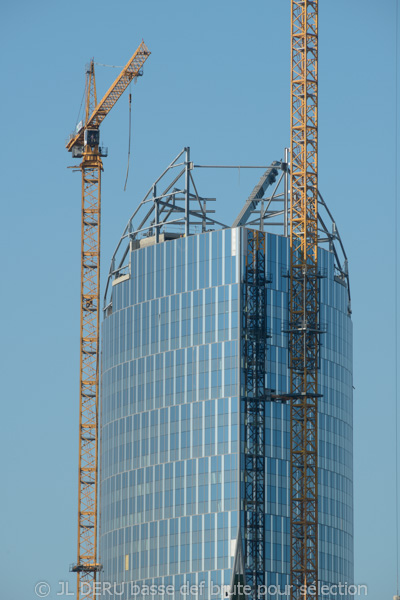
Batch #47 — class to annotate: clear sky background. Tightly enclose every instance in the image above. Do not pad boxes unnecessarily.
[1,1,399,599]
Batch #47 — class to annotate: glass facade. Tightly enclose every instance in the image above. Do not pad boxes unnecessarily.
[100,227,353,599]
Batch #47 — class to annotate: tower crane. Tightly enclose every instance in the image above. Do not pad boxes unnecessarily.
[66,41,150,600]
[289,2,320,599]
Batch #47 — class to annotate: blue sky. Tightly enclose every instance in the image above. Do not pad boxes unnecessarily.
[1,1,399,599]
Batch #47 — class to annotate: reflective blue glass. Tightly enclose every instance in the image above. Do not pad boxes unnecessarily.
[100,228,353,599]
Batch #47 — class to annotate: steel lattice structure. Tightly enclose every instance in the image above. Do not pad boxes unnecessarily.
[70,60,103,600]
[289,2,320,599]
[67,44,150,600]
[67,42,150,152]
[73,146,103,596]
[241,230,269,599]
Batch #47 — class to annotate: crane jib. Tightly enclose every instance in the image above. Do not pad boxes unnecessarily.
[66,41,150,152]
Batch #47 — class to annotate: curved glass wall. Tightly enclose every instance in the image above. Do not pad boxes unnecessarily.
[100,228,353,599]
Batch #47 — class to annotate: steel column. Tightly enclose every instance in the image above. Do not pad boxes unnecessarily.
[241,230,268,599]
[289,2,320,599]
[72,147,103,599]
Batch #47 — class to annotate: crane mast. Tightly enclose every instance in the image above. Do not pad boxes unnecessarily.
[289,1,320,599]
[67,42,150,600]
[65,7,323,596]
[70,59,103,598]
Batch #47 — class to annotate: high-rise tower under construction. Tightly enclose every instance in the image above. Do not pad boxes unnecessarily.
[99,149,353,599]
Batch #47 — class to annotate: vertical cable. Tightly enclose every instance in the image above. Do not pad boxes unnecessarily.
[395,0,399,597]
[124,89,132,192]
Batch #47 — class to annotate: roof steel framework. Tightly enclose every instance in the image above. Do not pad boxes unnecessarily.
[104,147,350,314]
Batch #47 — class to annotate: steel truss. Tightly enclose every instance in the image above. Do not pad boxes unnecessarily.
[105,147,350,314]
[289,1,320,598]
[67,47,151,600]
[70,147,103,595]
[67,45,150,600]
[104,147,229,308]
[241,230,270,599]
[242,158,350,314]
[68,62,103,599]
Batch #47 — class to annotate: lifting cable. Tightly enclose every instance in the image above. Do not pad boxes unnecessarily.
[395,0,399,597]
[91,62,133,191]
[94,62,123,68]
[75,80,86,129]
[124,87,132,192]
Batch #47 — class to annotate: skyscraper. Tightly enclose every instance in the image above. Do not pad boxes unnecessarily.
[100,149,353,599]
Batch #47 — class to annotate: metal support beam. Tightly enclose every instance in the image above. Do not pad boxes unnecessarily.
[241,229,270,599]
[233,162,281,228]
[153,184,159,243]
[289,2,320,599]
[70,144,102,598]
[185,147,190,237]
[284,147,289,237]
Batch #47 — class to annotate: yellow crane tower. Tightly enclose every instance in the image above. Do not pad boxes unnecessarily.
[66,41,150,600]
[289,2,319,599]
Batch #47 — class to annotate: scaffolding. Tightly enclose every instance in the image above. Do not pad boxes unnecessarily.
[241,229,270,598]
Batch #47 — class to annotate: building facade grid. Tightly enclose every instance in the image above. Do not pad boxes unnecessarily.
[100,227,353,599]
